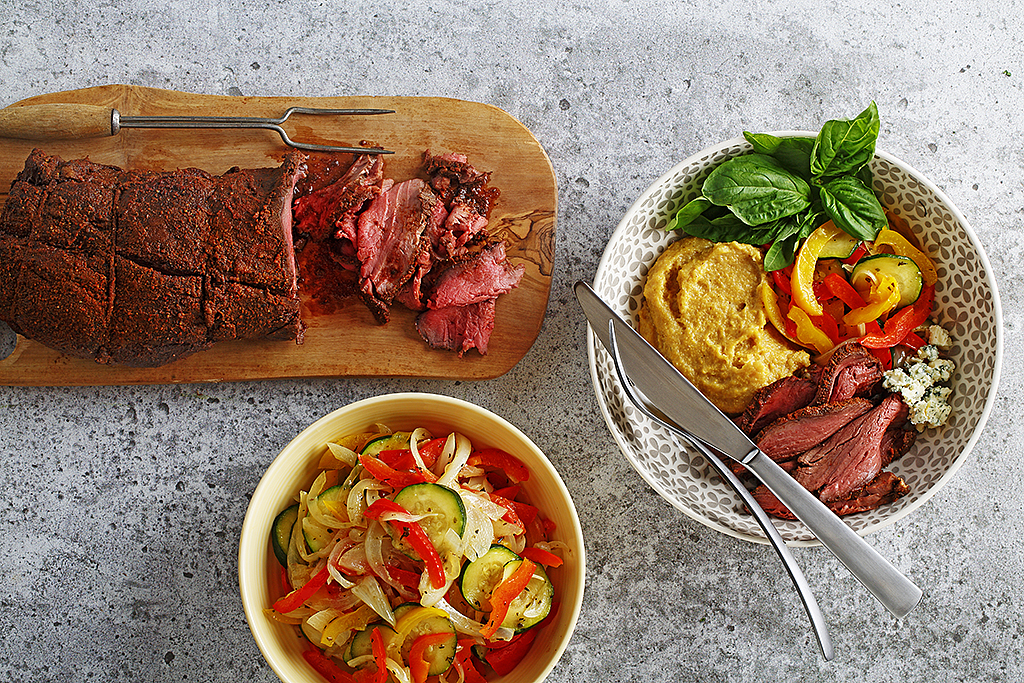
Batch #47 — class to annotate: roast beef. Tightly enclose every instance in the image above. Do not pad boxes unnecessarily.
[0,149,305,367]
[795,394,914,502]
[356,179,436,323]
[755,398,874,462]
[750,470,910,520]
[427,242,524,310]
[814,343,884,405]
[416,299,496,356]
[735,375,817,436]
[292,152,385,244]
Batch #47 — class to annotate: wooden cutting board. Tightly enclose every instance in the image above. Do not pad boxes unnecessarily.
[0,85,556,385]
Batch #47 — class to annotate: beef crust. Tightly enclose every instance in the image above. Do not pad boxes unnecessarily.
[0,148,305,367]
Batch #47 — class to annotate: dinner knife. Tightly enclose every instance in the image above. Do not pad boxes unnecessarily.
[574,280,923,620]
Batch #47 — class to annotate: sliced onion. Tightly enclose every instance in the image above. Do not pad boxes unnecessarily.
[365,521,417,602]
[379,510,434,524]
[430,434,458,477]
[409,427,433,472]
[347,477,390,524]
[457,492,493,562]
[325,442,358,468]
[436,433,472,487]
[307,607,345,632]
[385,658,413,683]
[351,575,397,626]
[434,598,514,641]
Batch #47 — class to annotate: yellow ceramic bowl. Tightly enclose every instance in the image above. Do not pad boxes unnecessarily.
[239,392,585,683]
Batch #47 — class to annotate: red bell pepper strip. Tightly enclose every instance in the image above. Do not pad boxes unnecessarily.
[489,493,525,529]
[483,628,537,676]
[408,632,453,683]
[273,565,330,614]
[771,268,792,296]
[467,448,530,483]
[901,330,927,351]
[378,437,446,470]
[823,272,867,309]
[359,452,436,488]
[480,558,536,638]
[454,640,488,683]
[843,243,868,265]
[521,545,564,568]
[490,484,520,500]
[363,498,447,589]
[302,647,358,683]
[860,285,935,349]
[369,627,388,683]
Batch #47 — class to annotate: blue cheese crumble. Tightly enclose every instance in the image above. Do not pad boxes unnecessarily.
[882,327,956,431]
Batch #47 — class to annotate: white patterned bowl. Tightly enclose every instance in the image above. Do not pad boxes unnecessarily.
[588,133,1002,546]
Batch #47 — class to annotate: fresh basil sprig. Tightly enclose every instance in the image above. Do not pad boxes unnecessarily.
[667,102,886,270]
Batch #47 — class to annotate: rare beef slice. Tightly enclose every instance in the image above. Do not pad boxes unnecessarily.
[0,149,305,367]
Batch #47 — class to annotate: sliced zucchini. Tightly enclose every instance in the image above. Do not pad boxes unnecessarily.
[389,483,466,559]
[303,485,349,553]
[460,545,521,611]
[817,230,860,259]
[501,560,554,633]
[361,432,413,457]
[850,253,923,308]
[344,622,398,664]
[390,606,457,676]
[271,504,299,566]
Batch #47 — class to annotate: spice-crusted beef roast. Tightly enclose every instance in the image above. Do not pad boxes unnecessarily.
[755,398,874,462]
[0,149,305,367]
[416,299,497,357]
[735,375,817,436]
[814,343,884,405]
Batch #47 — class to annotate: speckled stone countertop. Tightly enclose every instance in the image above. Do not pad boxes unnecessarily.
[0,1,1020,681]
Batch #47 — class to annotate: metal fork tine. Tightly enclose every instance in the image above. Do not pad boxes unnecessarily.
[115,107,396,154]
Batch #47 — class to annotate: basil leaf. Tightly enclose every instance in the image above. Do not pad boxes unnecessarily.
[702,154,811,226]
[666,197,713,231]
[810,102,880,180]
[682,212,783,246]
[743,131,782,154]
[818,175,887,241]
[763,219,802,271]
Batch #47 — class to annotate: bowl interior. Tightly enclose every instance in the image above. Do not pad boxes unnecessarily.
[239,392,585,683]
[589,134,1002,545]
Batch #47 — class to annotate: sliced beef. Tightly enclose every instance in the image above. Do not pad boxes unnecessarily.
[292,152,385,243]
[427,241,524,310]
[814,343,884,405]
[826,472,911,516]
[416,299,496,357]
[795,394,912,502]
[0,149,305,367]
[755,398,874,462]
[424,150,499,261]
[356,179,435,323]
[735,375,817,436]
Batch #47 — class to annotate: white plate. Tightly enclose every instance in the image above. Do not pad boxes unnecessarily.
[587,133,1003,545]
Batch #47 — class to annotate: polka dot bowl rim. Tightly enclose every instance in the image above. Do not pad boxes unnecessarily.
[586,132,1003,546]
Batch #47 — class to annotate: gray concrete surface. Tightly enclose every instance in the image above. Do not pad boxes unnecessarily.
[0,0,1020,681]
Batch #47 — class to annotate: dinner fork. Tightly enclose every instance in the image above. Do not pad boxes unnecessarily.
[606,321,834,660]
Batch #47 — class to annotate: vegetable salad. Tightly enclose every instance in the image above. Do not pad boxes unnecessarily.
[266,425,564,683]
[666,103,956,429]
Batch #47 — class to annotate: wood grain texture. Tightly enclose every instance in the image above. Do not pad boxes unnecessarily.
[0,85,557,385]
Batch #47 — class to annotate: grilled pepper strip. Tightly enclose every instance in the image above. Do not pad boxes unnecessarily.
[409,632,453,683]
[843,274,901,326]
[860,285,935,348]
[302,646,358,683]
[480,558,537,638]
[363,498,447,589]
[823,272,868,309]
[787,305,834,354]
[369,627,388,683]
[792,220,845,316]
[273,564,330,614]
[875,227,938,286]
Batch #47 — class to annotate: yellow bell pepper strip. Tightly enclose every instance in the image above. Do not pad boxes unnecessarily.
[363,498,447,589]
[321,604,378,647]
[409,632,454,683]
[787,305,834,354]
[792,220,846,316]
[273,564,330,614]
[301,646,358,683]
[760,282,802,346]
[843,274,901,326]
[874,227,938,286]
[480,558,537,638]
[860,285,935,349]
